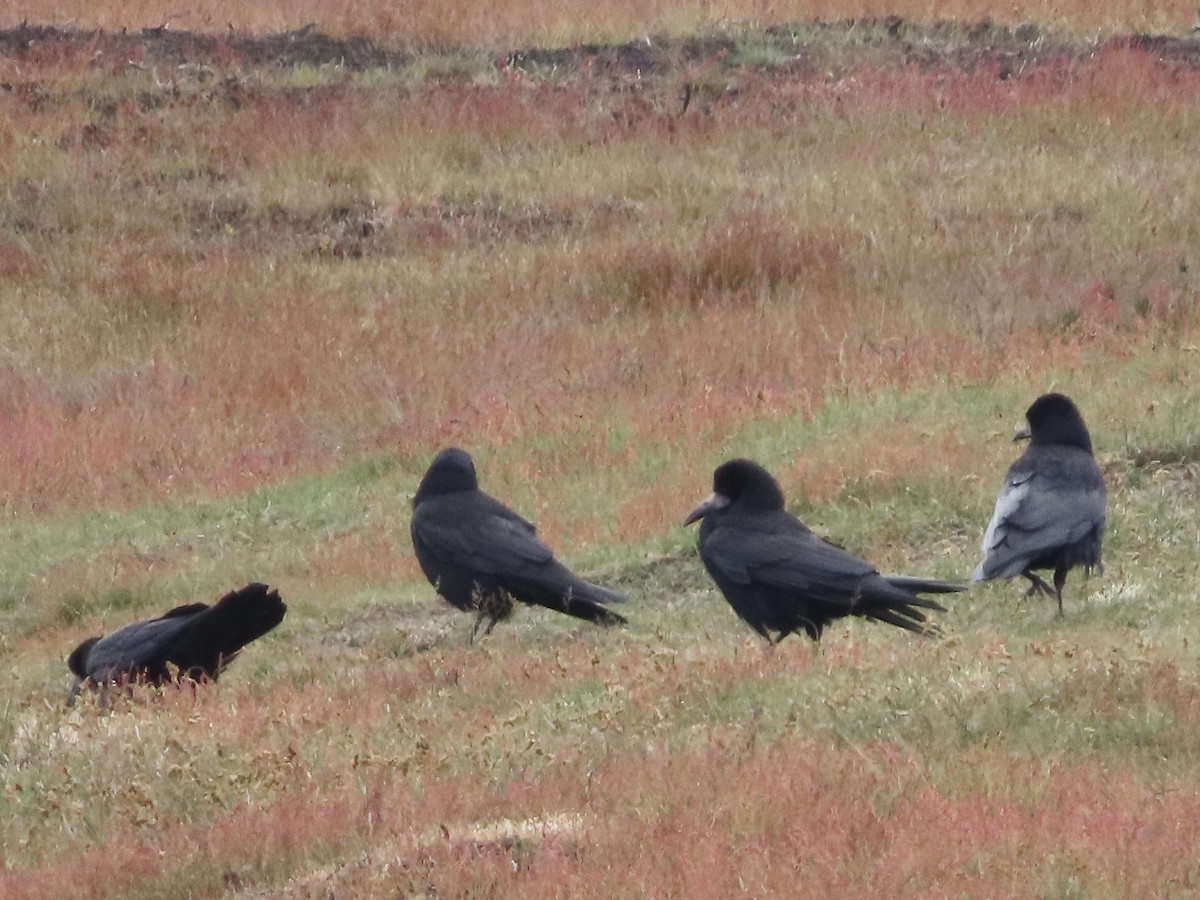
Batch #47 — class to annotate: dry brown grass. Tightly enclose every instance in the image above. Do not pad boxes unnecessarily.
[2,46,1198,517]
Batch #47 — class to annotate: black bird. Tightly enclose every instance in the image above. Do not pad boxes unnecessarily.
[973,392,1106,615]
[685,459,960,643]
[67,583,286,699]
[410,447,627,638]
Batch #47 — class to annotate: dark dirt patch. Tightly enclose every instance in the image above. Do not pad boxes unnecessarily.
[188,197,392,258]
[1,19,1200,82]
[0,22,411,70]
[1110,32,1200,63]
[328,601,461,654]
[187,196,587,258]
[393,200,578,245]
[504,34,740,77]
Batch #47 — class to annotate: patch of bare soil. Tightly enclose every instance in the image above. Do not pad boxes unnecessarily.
[324,602,461,656]
[0,19,1199,81]
[0,22,411,70]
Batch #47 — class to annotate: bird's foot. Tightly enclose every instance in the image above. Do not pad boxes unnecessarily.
[1021,573,1056,601]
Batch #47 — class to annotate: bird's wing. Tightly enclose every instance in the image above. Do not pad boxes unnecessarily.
[413,492,555,577]
[975,451,1105,580]
[83,616,195,677]
[705,511,875,601]
[159,602,210,620]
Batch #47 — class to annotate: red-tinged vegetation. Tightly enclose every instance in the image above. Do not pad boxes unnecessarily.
[406,746,1200,897]
[11,614,1200,895]
[0,792,358,900]
[844,46,1200,117]
[11,734,1200,897]
[1,49,1199,517]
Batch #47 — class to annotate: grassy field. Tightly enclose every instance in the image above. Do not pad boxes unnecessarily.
[2,8,1200,897]
[4,0,1197,43]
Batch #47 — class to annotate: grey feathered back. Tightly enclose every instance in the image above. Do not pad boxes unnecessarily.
[974,394,1105,586]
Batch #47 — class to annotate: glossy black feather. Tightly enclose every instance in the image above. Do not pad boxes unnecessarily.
[67,583,286,693]
[410,448,627,636]
[685,459,960,643]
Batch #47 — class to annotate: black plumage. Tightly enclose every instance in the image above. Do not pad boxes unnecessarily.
[685,458,960,643]
[410,447,627,638]
[973,392,1106,614]
[67,582,286,699]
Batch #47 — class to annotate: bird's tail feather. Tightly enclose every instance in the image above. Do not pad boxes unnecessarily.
[575,580,626,605]
[870,605,943,638]
[564,577,627,626]
[516,576,628,627]
[562,597,628,627]
[189,583,287,661]
[885,574,965,605]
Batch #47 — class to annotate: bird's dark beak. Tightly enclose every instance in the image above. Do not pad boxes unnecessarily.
[1012,424,1032,443]
[684,492,728,526]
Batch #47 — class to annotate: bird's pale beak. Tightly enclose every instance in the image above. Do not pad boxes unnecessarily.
[1012,424,1032,443]
[684,492,728,526]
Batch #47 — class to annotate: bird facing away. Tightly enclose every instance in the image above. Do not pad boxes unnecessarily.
[410,447,627,639]
[67,583,286,700]
[973,392,1106,615]
[684,459,961,643]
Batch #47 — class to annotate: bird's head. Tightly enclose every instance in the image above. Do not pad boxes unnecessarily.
[684,458,786,526]
[1019,393,1094,453]
[414,447,479,504]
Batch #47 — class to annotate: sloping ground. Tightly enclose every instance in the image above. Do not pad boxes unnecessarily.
[1,19,1200,79]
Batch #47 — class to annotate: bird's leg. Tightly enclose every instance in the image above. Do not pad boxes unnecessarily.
[1053,566,1069,618]
[470,611,488,644]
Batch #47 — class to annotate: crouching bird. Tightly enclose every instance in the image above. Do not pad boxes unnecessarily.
[973,392,1106,615]
[67,582,286,700]
[411,447,627,640]
[685,458,961,643]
